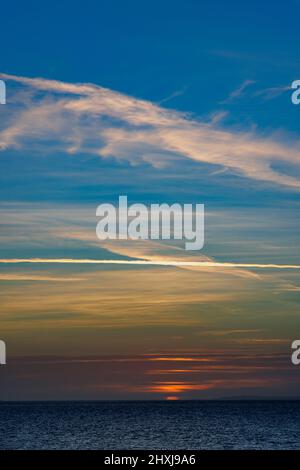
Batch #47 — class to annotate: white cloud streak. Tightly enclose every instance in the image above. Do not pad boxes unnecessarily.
[0,258,299,269]
[0,73,300,188]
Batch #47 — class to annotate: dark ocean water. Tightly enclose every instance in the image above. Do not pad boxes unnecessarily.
[0,401,300,450]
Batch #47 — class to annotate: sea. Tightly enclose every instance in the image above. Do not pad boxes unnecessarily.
[0,401,299,450]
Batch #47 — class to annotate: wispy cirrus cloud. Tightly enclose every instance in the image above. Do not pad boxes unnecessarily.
[254,85,291,100]
[220,79,256,104]
[1,73,300,188]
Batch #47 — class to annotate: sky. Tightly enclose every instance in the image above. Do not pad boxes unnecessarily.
[0,0,300,400]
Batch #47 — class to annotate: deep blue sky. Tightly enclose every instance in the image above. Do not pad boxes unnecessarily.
[1,0,299,128]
